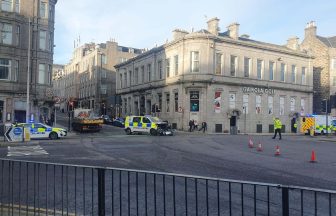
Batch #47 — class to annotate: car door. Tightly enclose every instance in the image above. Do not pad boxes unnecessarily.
[132,116,142,133]
[34,123,48,138]
[142,117,152,133]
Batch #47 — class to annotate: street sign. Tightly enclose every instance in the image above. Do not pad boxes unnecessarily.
[5,126,24,142]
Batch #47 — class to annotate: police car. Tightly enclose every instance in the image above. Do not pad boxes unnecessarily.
[124,115,173,136]
[16,123,67,140]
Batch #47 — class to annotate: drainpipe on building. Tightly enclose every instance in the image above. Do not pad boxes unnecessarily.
[26,17,31,123]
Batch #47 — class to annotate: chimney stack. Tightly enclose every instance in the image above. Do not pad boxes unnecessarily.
[227,23,240,40]
[207,17,219,35]
[304,21,317,38]
[172,29,189,40]
[287,36,300,50]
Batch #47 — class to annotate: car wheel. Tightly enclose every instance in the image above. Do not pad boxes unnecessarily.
[150,129,157,136]
[125,128,132,135]
[49,132,58,140]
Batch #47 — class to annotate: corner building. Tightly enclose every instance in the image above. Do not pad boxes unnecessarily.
[116,18,313,133]
[0,0,57,124]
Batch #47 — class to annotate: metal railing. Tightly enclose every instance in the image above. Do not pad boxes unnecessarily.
[0,158,335,216]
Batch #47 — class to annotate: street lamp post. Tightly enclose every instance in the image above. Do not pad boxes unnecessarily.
[97,51,103,115]
[26,17,31,123]
[243,105,247,134]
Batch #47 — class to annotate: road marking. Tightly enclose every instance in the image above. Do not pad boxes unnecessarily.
[7,145,48,157]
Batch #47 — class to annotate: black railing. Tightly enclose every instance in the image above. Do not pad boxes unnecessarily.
[0,159,335,216]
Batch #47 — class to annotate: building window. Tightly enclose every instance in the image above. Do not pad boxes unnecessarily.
[15,25,20,46]
[0,100,3,122]
[119,74,123,88]
[290,97,295,111]
[0,23,12,45]
[124,72,127,87]
[14,0,19,12]
[300,98,305,115]
[174,55,178,76]
[291,65,296,83]
[0,58,11,80]
[158,94,162,112]
[134,68,138,84]
[147,64,151,81]
[243,94,249,114]
[256,95,261,114]
[38,64,46,84]
[102,54,107,64]
[101,69,106,78]
[13,59,18,81]
[280,63,285,82]
[333,76,336,86]
[190,91,199,112]
[269,61,274,81]
[174,92,178,112]
[230,55,237,76]
[244,57,250,77]
[39,1,47,18]
[257,59,263,79]
[158,60,162,79]
[190,51,199,73]
[332,58,336,69]
[215,53,222,75]
[301,67,306,85]
[229,93,236,109]
[268,96,273,115]
[279,96,285,115]
[128,70,132,86]
[1,0,12,11]
[141,66,145,83]
[166,58,170,78]
[166,93,170,112]
[39,30,47,50]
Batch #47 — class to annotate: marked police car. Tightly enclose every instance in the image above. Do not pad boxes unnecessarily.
[124,115,173,136]
[16,123,67,140]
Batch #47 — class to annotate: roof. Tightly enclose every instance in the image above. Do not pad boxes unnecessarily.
[317,36,336,48]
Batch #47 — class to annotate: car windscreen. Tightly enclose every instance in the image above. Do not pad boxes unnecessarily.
[148,116,164,123]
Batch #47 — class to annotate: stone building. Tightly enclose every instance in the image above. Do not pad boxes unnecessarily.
[116,18,313,133]
[0,0,57,124]
[60,41,142,116]
[52,64,65,110]
[301,21,336,114]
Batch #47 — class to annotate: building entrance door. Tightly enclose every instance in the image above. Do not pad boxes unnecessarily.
[230,116,237,135]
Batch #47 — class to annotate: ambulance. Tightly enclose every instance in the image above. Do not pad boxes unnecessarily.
[300,114,336,135]
[124,115,173,136]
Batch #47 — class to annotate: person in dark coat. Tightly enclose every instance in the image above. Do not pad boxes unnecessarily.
[189,120,193,132]
[199,121,207,133]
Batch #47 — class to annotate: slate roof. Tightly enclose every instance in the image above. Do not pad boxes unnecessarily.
[317,36,336,48]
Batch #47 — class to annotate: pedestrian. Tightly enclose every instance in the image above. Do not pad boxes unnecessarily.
[194,120,198,130]
[199,121,207,133]
[272,117,282,140]
[293,122,297,133]
[189,120,193,132]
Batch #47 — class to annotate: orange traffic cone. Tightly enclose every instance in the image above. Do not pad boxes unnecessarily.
[248,137,254,148]
[257,142,263,151]
[275,145,281,156]
[310,150,317,163]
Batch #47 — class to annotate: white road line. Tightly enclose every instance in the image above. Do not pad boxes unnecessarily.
[7,145,49,157]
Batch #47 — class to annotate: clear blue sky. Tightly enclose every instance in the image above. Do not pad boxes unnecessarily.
[54,0,336,64]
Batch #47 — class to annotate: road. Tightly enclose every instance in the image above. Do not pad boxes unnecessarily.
[0,111,335,215]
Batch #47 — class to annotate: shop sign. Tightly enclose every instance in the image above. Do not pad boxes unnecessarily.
[242,87,275,95]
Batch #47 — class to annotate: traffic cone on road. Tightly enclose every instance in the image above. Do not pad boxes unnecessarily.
[275,145,281,156]
[248,137,254,148]
[310,150,317,163]
[257,142,263,151]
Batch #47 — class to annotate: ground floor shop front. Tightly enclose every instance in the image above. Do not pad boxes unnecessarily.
[119,82,313,134]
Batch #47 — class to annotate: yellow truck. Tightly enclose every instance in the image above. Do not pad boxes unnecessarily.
[71,109,103,132]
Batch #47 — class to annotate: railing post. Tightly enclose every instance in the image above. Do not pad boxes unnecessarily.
[98,168,105,216]
[282,187,289,216]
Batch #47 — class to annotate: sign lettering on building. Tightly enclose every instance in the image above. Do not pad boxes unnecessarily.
[242,87,275,95]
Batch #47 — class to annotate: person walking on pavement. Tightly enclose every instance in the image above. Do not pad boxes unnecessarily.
[272,117,282,140]
[189,120,193,132]
[199,121,207,133]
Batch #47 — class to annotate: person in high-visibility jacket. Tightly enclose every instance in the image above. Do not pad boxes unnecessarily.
[293,122,297,133]
[272,117,282,140]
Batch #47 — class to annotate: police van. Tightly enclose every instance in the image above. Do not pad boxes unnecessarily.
[124,115,173,136]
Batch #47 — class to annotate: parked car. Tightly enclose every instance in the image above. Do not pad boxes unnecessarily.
[101,115,113,124]
[112,118,125,128]
[15,123,67,140]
